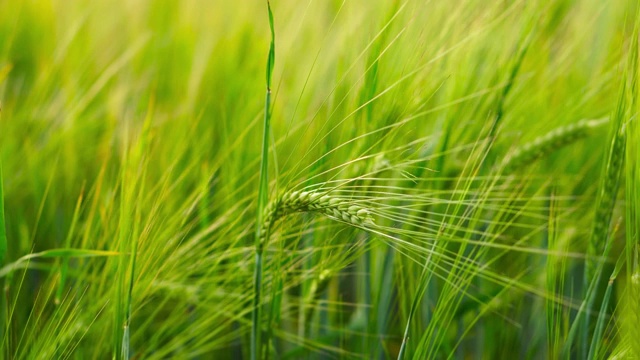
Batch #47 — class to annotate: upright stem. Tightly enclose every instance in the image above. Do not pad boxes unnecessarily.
[252,3,275,360]
[252,88,272,360]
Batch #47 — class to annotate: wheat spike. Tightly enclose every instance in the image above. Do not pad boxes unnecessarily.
[258,190,375,250]
[501,118,608,172]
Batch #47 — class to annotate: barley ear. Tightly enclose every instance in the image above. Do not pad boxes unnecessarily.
[259,190,375,249]
[500,118,608,173]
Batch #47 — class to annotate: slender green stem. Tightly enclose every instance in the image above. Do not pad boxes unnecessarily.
[252,3,275,358]
[581,40,632,356]
[252,89,271,360]
[252,250,264,360]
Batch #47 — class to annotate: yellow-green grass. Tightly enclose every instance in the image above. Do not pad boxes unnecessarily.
[0,0,637,359]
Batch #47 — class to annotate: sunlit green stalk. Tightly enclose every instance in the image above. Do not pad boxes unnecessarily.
[581,30,634,356]
[252,2,275,360]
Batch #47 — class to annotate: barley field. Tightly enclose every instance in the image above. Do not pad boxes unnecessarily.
[0,0,638,359]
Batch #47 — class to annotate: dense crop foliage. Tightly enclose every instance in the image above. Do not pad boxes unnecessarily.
[0,0,638,358]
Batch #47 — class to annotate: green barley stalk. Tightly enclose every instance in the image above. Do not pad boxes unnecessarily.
[120,102,152,360]
[585,78,631,281]
[624,14,640,358]
[626,117,640,358]
[582,104,625,358]
[252,2,275,360]
[494,116,612,357]
[114,149,131,360]
[251,4,375,357]
[256,189,375,357]
[580,31,635,357]
[625,125,640,357]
